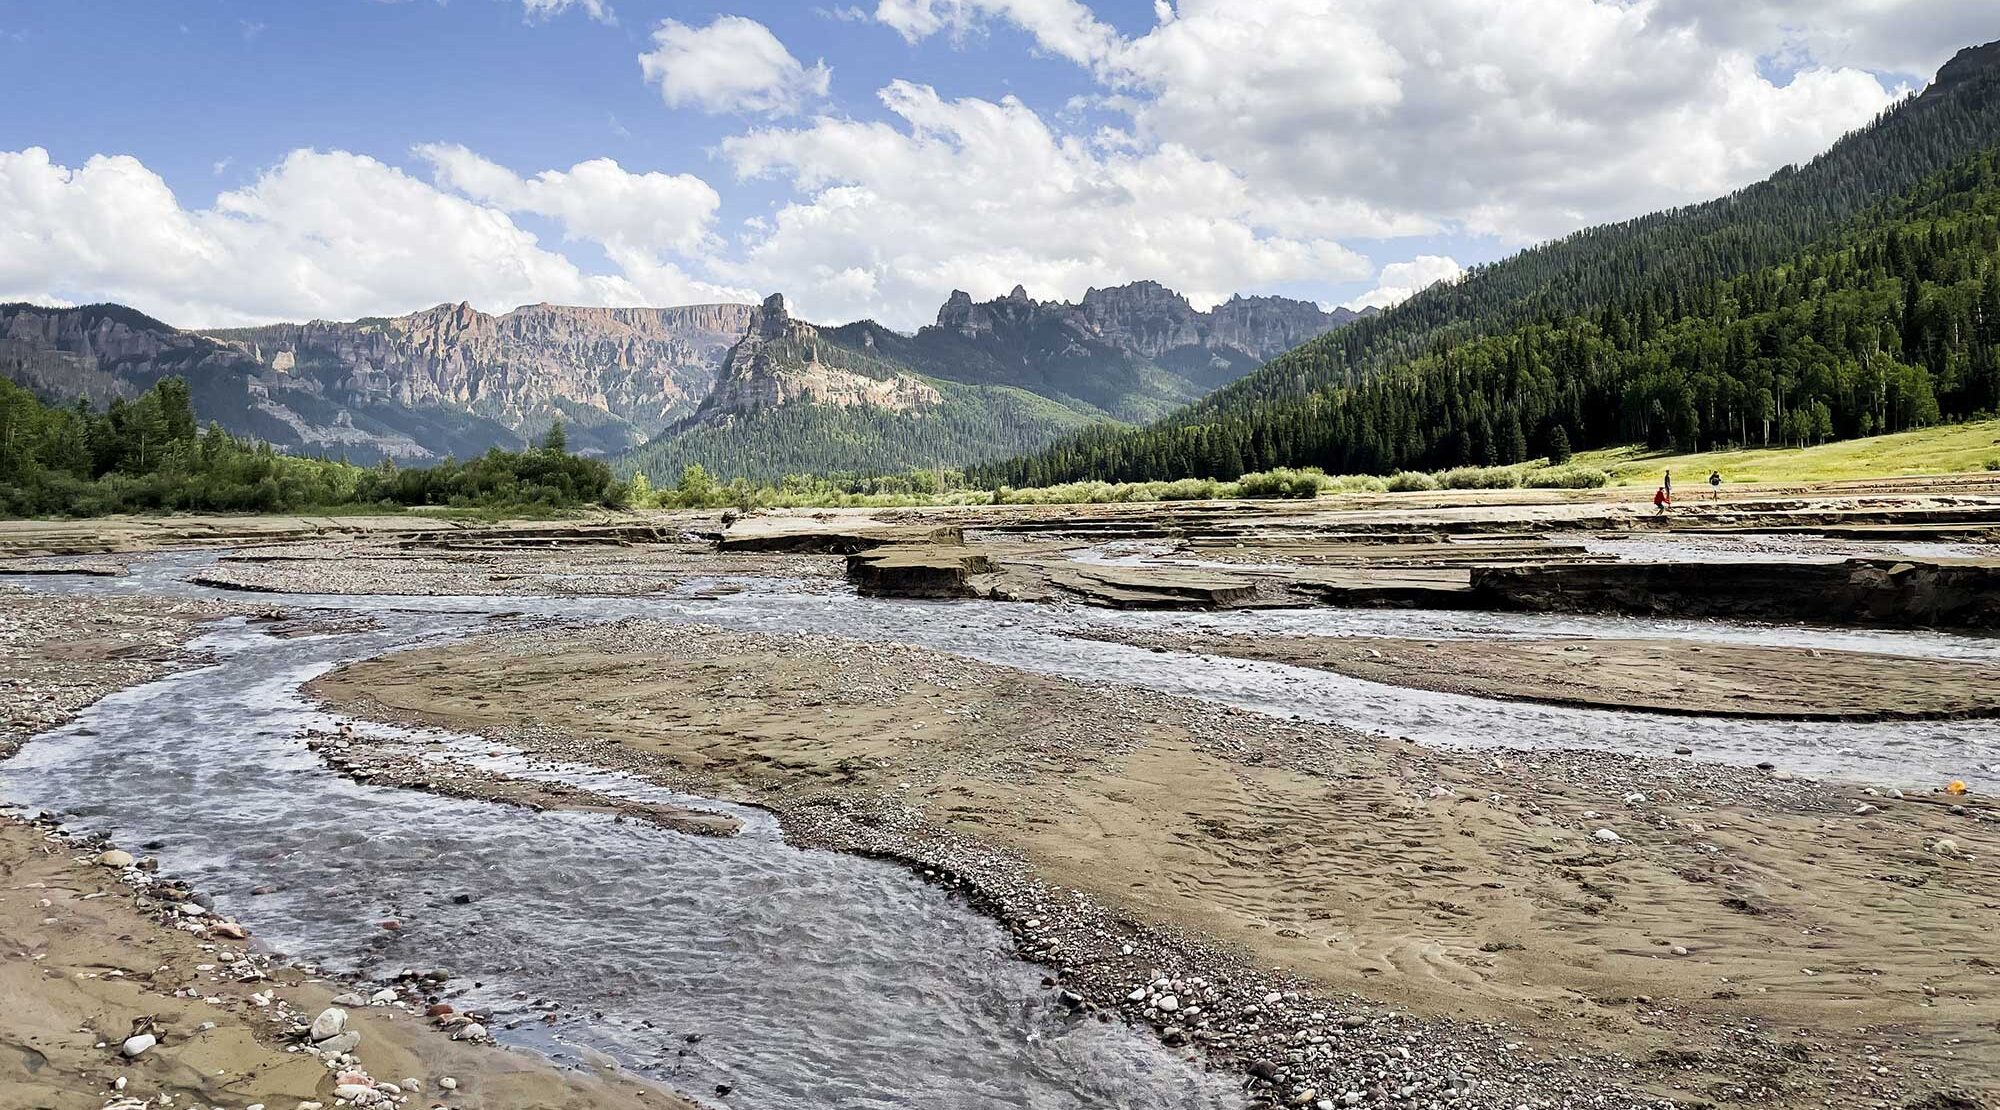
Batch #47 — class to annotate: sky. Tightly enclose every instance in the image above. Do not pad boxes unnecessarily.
[1,0,1993,330]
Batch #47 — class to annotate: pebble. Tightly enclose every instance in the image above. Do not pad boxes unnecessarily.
[309,1007,348,1042]
[97,849,136,868]
[1592,828,1622,844]
[316,1031,363,1055]
[439,1077,458,1090]
[120,1033,156,1057]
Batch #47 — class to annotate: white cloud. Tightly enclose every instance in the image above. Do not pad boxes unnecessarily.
[0,146,652,326]
[873,0,1117,67]
[639,16,831,116]
[520,0,613,23]
[875,0,1918,244]
[418,144,753,305]
[717,80,1371,325]
[1343,255,1463,310]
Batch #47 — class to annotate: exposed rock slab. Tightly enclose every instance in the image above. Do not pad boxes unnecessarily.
[1476,557,2000,629]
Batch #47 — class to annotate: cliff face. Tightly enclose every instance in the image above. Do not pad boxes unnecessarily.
[209,301,753,455]
[932,280,1356,368]
[694,294,940,419]
[0,299,754,462]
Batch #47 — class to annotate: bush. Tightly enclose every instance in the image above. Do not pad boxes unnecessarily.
[1324,473,1388,493]
[1437,465,1523,489]
[1523,464,1610,489]
[1986,458,2000,471]
[1235,467,1327,499]
[1385,470,1440,492]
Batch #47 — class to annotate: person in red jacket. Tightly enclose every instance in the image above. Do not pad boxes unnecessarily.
[1654,486,1669,515]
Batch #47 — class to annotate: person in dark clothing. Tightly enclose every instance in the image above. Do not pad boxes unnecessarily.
[1708,470,1722,499]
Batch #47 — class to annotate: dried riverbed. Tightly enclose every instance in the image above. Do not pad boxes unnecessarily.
[6,494,2000,1109]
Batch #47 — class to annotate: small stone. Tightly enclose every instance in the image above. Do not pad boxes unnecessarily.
[1670,945,1689,956]
[439,1077,458,1091]
[309,1007,348,1042]
[97,849,136,868]
[316,1031,362,1056]
[1155,994,1180,1013]
[211,921,247,940]
[1593,828,1622,844]
[370,988,398,1004]
[121,1033,156,1057]
[451,1022,487,1041]
[332,993,366,1007]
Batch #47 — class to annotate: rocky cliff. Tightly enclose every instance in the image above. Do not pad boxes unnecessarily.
[692,294,941,419]
[208,301,753,457]
[1,299,754,462]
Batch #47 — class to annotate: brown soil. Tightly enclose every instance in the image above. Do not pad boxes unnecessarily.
[1085,632,2000,720]
[312,620,2000,1107]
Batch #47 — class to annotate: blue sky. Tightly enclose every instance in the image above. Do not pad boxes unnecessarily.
[1,1,1987,328]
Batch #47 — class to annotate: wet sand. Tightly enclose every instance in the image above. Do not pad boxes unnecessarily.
[314,619,2000,1108]
[1080,631,2000,720]
[0,590,691,1110]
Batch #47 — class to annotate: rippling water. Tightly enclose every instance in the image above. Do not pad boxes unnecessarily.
[0,614,1239,1109]
[20,551,2000,787]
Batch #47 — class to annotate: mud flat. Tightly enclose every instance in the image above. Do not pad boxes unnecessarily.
[1081,631,2000,720]
[313,619,2000,1109]
[0,590,692,1110]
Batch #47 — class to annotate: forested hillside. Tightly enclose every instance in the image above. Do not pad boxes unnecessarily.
[0,376,623,516]
[977,40,2000,486]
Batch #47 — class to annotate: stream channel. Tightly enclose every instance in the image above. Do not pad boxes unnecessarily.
[4,551,1998,1108]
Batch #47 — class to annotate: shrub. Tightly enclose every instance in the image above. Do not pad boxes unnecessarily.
[1385,470,1440,492]
[1986,458,2000,472]
[1235,466,1327,499]
[1437,465,1523,490]
[1324,473,1388,493]
[1523,464,1610,489]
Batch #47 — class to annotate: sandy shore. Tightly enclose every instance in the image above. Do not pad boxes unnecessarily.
[313,618,1999,1109]
[1080,631,2000,720]
[0,590,692,1110]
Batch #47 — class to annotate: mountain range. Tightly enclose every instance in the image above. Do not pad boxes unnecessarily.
[0,281,1359,477]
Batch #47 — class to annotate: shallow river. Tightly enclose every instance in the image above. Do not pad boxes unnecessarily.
[4,553,1998,1107]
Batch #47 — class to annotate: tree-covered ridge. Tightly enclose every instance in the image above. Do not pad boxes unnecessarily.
[977,145,2000,485]
[982,39,2000,485]
[624,376,1097,483]
[0,376,625,517]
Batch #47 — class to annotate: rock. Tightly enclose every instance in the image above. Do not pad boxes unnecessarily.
[97,849,136,868]
[438,1077,458,1090]
[316,1031,363,1056]
[401,1078,422,1092]
[1593,828,1623,844]
[426,1003,455,1017]
[1621,791,1647,804]
[370,987,398,1003]
[211,921,247,940]
[332,1084,380,1106]
[309,1007,348,1042]
[1155,994,1180,1013]
[451,1022,487,1041]
[120,1033,156,1057]
[332,993,367,1007]
[175,902,206,917]
[1932,837,1964,858]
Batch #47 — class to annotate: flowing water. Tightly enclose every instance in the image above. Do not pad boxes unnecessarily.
[5,552,1999,1107]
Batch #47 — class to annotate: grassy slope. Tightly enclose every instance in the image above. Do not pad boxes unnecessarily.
[1576,420,2000,485]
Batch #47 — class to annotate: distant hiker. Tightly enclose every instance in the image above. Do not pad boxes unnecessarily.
[1654,486,1669,515]
[1708,470,1722,499]
[1663,470,1673,504]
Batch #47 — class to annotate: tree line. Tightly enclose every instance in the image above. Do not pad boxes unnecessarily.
[0,377,624,517]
